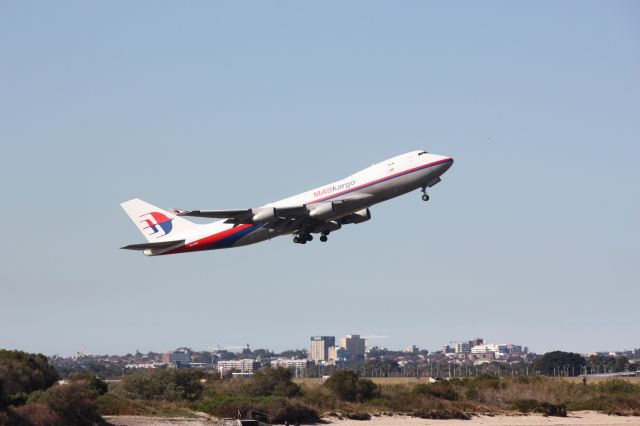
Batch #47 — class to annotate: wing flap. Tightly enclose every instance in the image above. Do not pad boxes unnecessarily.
[172,205,310,222]
[172,208,252,219]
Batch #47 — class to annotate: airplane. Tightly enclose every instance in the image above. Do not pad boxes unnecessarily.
[120,150,453,256]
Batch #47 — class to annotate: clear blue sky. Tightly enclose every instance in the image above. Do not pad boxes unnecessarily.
[1,1,638,356]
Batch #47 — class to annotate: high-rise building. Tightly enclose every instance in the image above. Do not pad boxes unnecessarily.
[309,336,335,363]
[469,337,484,347]
[162,348,192,366]
[454,342,471,354]
[340,334,366,360]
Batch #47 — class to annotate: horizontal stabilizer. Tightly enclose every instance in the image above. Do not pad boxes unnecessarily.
[121,240,185,251]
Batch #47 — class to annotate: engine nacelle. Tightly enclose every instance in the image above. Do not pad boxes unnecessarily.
[341,208,371,225]
[307,202,335,220]
[251,207,277,223]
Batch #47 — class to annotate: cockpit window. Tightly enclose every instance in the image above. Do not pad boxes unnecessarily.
[418,151,428,156]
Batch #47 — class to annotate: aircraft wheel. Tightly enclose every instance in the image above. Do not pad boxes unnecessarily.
[320,235,328,242]
[422,194,430,202]
[293,236,300,244]
[300,239,307,244]
[307,234,313,242]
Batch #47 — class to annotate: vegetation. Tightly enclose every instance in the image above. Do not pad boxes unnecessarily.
[117,369,206,401]
[0,350,107,425]
[324,370,378,402]
[532,351,586,376]
[2,348,640,424]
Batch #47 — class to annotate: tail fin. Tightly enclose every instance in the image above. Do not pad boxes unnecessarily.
[121,198,200,242]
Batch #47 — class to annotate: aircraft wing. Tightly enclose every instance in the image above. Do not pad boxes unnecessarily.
[172,197,373,227]
[172,205,311,224]
[171,208,252,220]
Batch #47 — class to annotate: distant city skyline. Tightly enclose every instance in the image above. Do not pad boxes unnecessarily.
[47,334,639,358]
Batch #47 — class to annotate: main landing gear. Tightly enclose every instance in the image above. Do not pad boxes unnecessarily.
[421,186,430,202]
[293,234,311,244]
[293,231,330,244]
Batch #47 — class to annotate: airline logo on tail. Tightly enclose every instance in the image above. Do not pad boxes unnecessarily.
[140,212,173,237]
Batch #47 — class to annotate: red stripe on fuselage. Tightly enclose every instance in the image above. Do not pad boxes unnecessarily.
[165,223,253,255]
[162,157,452,254]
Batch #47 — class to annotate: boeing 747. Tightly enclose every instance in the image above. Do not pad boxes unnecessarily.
[121,150,453,255]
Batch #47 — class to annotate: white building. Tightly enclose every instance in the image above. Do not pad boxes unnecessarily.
[217,359,260,375]
[270,359,310,369]
[472,344,500,354]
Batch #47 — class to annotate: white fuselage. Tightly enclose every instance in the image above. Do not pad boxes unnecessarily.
[165,150,453,253]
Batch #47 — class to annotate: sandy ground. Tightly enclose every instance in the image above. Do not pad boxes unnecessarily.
[104,412,640,426]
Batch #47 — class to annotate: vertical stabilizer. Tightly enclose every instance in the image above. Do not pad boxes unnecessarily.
[120,198,199,242]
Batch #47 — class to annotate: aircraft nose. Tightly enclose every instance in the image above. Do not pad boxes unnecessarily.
[438,155,454,168]
[433,155,454,175]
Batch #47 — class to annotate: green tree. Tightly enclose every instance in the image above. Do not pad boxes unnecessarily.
[533,351,586,376]
[614,356,630,373]
[324,370,378,402]
[119,369,206,401]
[70,373,108,395]
[39,382,103,426]
[246,367,301,397]
[0,350,59,400]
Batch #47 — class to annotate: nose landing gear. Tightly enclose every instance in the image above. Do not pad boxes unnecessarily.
[421,186,430,202]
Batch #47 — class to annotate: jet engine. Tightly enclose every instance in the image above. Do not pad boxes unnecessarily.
[307,202,336,220]
[251,207,277,223]
[340,208,371,225]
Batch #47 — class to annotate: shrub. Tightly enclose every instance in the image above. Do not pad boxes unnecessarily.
[414,382,458,401]
[119,369,205,401]
[70,373,108,396]
[513,399,566,417]
[272,402,321,424]
[197,394,318,423]
[38,382,103,426]
[0,350,59,397]
[197,395,284,418]
[324,371,379,402]
[7,403,62,426]
[412,408,471,420]
[469,374,501,390]
[595,379,640,396]
[245,367,301,398]
[95,393,151,416]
